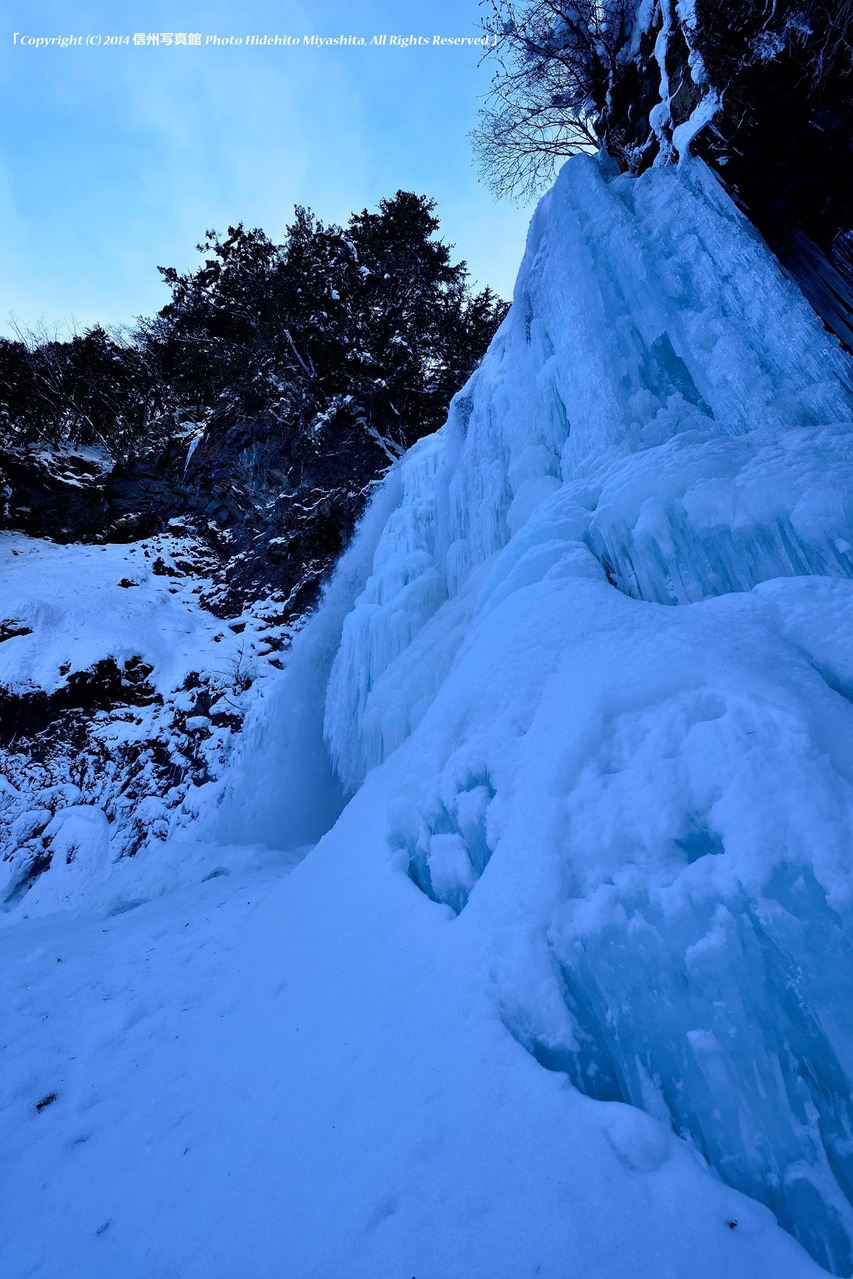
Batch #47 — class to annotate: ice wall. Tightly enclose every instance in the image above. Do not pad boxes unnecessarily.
[313,154,853,1273]
[325,155,853,792]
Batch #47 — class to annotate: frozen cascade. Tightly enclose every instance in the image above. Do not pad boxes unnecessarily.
[208,154,853,1274]
[319,155,853,1273]
[325,154,853,792]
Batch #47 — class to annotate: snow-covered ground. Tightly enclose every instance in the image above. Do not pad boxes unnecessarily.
[0,531,289,913]
[3,153,853,1276]
[0,806,823,1279]
[0,532,232,699]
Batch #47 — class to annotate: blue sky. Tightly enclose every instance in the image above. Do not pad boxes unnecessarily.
[0,0,538,338]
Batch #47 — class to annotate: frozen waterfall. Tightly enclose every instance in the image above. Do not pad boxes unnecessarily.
[221,152,853,1274]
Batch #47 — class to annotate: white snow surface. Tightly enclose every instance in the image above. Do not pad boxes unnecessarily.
[4,154,853,1276]
[0,534,231,696]
[0,532,288,913]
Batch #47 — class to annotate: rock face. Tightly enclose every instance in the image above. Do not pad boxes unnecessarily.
[177,409,397,614]
[0,447,114,541]
[0,442,188,545]
[598,1,853,349]
[0,411,395,616]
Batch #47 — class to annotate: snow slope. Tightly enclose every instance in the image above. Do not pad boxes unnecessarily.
[3,153,853,1277]
[0,534,230,699]
[0,532,289,911]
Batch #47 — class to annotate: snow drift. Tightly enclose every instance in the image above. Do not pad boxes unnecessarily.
[5,152,853,1278]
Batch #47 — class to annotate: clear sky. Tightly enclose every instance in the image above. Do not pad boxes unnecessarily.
[0,0,538,339]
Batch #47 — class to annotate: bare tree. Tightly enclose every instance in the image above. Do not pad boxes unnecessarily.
[795,0,853,89]
[473,0,635,199]
[474,0,852,201]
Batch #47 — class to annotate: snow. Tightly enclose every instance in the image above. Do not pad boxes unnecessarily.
[29,443,114,483]
[672,89,720,155]
[0,819,821,1279]
[0,531,290,905]
[3,152,853,1276]
[0,534,229,697]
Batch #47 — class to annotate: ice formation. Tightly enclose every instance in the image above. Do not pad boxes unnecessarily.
[224,154,853,1273]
